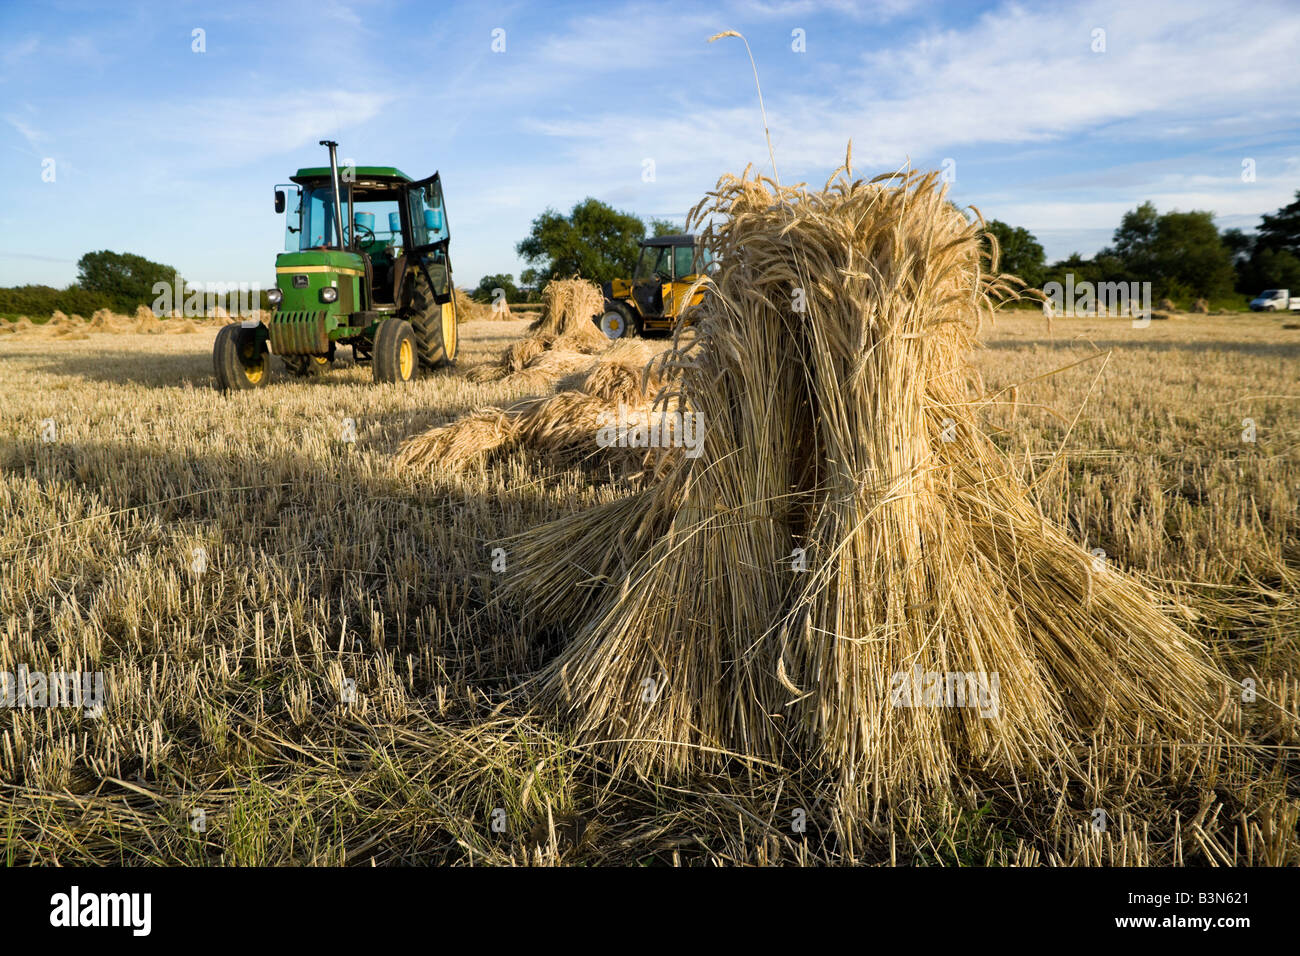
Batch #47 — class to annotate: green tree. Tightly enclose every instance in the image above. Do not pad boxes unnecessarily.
[472,273,522,304]
[76,250,182,313]
[1109,202,1159,263]
[519,268,546,298]
[647,217,681,238]
[1151,210,1236,299]
[984,219,1046,290]
[1252,247,1300,291]
[516,199,650,285]
[1257,190,1300,255]
[1104,203,1235,299]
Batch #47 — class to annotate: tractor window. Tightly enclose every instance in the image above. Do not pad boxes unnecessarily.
[694,246,715,273]
[350,199,402,254]
[280,186,302,252]
[673,245,695,279]
[299,184,350,250]
[634,245,672,281]
[406,179,449,248]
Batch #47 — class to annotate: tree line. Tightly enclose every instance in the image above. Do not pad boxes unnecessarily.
[486,190,1300,308]
[985,191,1300,306]
[8,190,1297,318]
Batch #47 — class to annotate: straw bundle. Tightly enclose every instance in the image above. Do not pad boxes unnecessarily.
[496,159,1229,817]
[466,278,611,386]
[133,305,163,334]
[88,308,122,332]
[527,278,607,343]
[455,288,493,322]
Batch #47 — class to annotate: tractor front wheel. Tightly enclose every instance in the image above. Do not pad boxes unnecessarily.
[599,302,639,339]
[213,323,270,391]
[372,318,417,384]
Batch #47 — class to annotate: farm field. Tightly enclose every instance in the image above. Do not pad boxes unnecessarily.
[1,312,1297,865]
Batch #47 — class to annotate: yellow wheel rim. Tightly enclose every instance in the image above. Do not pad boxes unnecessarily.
[238,340,266,384]
[399,338,414,379]
[442,301,457,358]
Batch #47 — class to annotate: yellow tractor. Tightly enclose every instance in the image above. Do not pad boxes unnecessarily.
[596,234,714,338]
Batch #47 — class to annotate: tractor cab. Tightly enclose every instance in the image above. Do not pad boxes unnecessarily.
[598,234,714,338]
[214,140,460,391]
[277,165,450,309]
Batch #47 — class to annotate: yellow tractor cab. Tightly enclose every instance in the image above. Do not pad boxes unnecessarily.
[597,234,715,338]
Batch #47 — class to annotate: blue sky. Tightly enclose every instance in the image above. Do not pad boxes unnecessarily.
[2,0,1298,291]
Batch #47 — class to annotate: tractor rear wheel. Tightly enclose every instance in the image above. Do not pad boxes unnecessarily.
[406,271,458,369]
[373,317,417,384]
[213,323,270,391]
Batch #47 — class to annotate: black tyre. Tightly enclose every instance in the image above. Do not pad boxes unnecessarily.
[372,317,417,384]
[213,323,270,391]
[598,301,638,339]
[406,270,457,368]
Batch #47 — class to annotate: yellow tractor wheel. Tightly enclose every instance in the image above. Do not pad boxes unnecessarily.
[373,317,417,384]
[599,302,638,340]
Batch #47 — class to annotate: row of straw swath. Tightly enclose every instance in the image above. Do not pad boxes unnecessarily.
[1,307,213,337]
[472,156,1234,826]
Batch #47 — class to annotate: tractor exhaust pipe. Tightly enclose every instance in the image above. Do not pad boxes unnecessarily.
[320,140,346,251]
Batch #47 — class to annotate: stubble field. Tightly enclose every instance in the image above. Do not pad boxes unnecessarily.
[1,312,1297,865]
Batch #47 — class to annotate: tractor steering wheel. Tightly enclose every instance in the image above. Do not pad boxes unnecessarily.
[350,223,376,249]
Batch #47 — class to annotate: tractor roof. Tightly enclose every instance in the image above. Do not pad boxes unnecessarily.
[291,166,412,185]
[640,233,696,247]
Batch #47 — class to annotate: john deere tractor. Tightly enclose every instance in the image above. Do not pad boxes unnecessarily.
[213,140,459,390]
[595,233,714,339]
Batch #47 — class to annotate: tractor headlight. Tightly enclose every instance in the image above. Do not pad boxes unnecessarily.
[319,286,338,303]
[267,288,282,305]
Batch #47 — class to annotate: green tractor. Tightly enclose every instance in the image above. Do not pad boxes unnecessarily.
[213,140,459,390]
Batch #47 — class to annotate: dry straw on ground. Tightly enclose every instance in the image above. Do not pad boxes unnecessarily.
[396,339,664,474]
[492,155,1234,823]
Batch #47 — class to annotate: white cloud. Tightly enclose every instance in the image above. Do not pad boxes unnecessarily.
[121,89,394,169]
[3,113,45,151]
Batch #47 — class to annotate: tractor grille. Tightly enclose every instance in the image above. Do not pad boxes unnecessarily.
[269,310,330,355]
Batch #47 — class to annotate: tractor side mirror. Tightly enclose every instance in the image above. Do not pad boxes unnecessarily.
[274,189,286,214]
